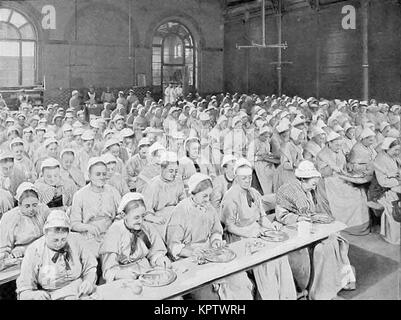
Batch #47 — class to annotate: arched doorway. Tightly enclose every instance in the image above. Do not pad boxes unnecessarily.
[0,7,37,87]
[152,21,196,98]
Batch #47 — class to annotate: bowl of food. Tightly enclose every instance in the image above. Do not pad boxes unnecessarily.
[139,268,177,287]
[260,230,289,242]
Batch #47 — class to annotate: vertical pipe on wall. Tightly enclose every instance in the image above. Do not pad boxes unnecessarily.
[262,0,266,46]
[277,0,282,96]
[362,0,369,101]
[315,0,320,98]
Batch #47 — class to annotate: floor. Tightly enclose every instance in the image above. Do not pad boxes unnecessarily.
[336,225,400,300]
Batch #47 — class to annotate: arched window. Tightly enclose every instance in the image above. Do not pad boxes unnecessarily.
[0,8,37,87]
[152,21,196,93]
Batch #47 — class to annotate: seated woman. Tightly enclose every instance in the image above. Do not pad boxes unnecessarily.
[103,153,130,197]
[70,157,121,257]
[179,137,216,193]
[247,126,277,195]
[34,158,77,211]
[220,158,297,300]
[16,210,97,300]
[0,150,25,215]
[102,138,127,179]
[99,193,171,283]
[369,138,401,244]
[59,148,86,189]
[166,173,253,300]
[0,182,50,260]
[10,137,37,183]
[274,127,305,192]
[210,154,237,215]
[143,152,186,238]
[126,138,150,191]
[303,127,326,164]
[316,131,370,235]
[347,127,377,181]
[136,142,166,193]
[275,160,356,300]
[34,137,60,177]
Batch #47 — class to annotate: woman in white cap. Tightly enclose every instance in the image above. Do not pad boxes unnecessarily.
[77,130,97,182]
[0,182,50,260]
[316,131,370,235]
[136,142,166,193]
[10,137,37,183]
[247,126,277,195]
[178,137,216,193]
[223,116,248,159]
[347,127,377,179]
[303,126,326,163]
[100,193,171,283]
[210,154,237,215]
[50,114,64,141]
[166,173,254,300]
[103,153,130,197]
[142,152,186,238]
[273,127,305,193]
[34,158,77,210]
[369,137,401,244]
[208,115,229,174]
[102,137,127,180]
[22,127,35,159]
[34,137,59,175]
[220,159,297,300]
[17,210,97,300]
[0,151,26,208]
[275,160,356,300]
[126,138,150,191]
[59,124,75,150]
[70,157,121,256]
[342,123,357,157]
[60,149,85,189]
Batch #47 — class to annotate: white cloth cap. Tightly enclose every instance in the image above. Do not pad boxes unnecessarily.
[359,128,376,140]
[221,154,237,168]
[234,158,253,175]
[159,151,178,163]
[199,112,210,121]
[290,127,303,141]
[326,131,342,142]
[81,130,95,141]
[102,153,117,164]
[102,138,120,152]
[44,138,58,148]
[44,210,71,231]
[295,160,321,179]
[87,157,107,175]
[15,182,38,202]
[40,158,60,172]
[148,142,166,156]
[118,192,145,213]
[188,173,212,194]
[60,148,76,158]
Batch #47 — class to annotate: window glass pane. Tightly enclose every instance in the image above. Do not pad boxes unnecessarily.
[0,9,11,22]
[163,35,183,64]
[0,22,20,39]
[22,42,35,86]
[9,10,27,28]
[152,62,161,85]
[152,46,161,63]
[0,41,19,86]
[163,66,183,85]
[185,47,193,63]
[19,24,35,40]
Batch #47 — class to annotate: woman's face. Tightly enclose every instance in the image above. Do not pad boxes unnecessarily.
[43,167,61,186]
[382,126,391,137]
[192,187,213,207]
[301,177,320,191]
[188,142,200,159]
[115,120,125,131]
[64,130,73,140]
[89,163,107,188]
[36,130,45,140]
[329,139,343,153]
[109,144,120,157]
[106,162,117,178]
[224,161,235,178]
[83,139,94,151]
[139,146,149,159]
[314,133,326,145]
[362,136,375,147]
[234,121,242,129]
[124,205,146,231]
[12,144,24,161]
[280,130,290,142]
[387,145,401,158]
[0,160,14,177]
[61,153,74,170]
[46,143,58,158]
[220,120,228,130]
[75,135,83,145]
[236,174,252,190]
[45,229,69,251]
[161,162,178,182]
[294,132,305,145]
[19,195,39,217]
[23,132,33,141]
[55,118,62,126]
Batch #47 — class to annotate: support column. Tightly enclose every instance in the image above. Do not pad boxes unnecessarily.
[277,0,282,96]
[315,0,320,98]
[362,0,369,101]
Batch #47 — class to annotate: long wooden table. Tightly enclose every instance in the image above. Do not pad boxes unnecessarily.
[0,266,20,286]
[95,221,347,300]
